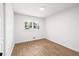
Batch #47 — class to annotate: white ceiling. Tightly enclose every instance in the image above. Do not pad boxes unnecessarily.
[12,3,79,18]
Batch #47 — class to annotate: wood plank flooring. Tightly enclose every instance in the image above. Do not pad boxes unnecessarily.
[11,39,79,56]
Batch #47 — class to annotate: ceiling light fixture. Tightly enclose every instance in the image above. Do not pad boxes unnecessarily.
[40,7,45,11]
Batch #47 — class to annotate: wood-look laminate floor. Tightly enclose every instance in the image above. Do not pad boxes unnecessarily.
[12,39,79,56]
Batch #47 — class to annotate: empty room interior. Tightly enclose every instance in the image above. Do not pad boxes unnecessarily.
[1,3,79,56]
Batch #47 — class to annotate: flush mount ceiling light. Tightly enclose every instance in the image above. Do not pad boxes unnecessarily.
[40,7,45,11]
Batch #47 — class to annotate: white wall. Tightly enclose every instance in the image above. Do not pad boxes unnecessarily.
[0,3,3,53]
[46,6,79,52]
[14,13,46,43]
[5,3,14,56]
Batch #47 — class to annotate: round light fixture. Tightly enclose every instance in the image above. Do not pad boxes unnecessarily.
[40,7,45,11]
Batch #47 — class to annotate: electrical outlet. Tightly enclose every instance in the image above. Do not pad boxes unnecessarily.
[33,37,35,39]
